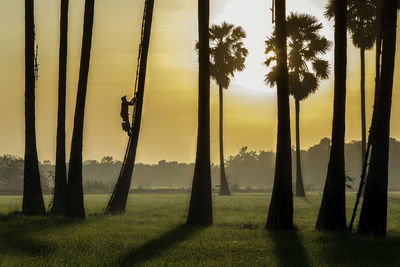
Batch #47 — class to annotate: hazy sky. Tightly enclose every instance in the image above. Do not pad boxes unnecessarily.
[0,0,399,164]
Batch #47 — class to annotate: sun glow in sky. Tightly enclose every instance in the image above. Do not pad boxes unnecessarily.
[0,0,399,164]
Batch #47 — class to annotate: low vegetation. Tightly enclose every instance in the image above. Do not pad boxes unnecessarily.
[0,193,399,266]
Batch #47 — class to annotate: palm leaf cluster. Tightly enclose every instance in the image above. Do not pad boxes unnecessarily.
[265,13,331,101]
[325,0,379,49]
[208,22,248,89]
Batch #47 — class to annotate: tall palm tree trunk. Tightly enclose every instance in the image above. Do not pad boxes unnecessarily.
[219,85,231,196]
[266,0,293,230]
[348,2,384,231]
[358,0,397,236]
[23,0,46,216]
[51,0,69,216]
[295,99,305,197]
[66,0,95,218]
[105,0,154,215]
[360,47,366,170]
[187,0,212,226]
[316,0,347,231]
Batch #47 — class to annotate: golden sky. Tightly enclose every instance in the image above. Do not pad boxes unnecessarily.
[0,0,399,163]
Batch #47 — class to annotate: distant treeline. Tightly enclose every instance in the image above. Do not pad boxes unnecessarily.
[1,138,400,194]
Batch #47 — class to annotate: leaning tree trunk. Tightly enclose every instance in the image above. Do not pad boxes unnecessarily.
[51,0,69,216]
[266,0,293,230]
[22,0,46,216]
[316,0,347,231]
[187,0,212,226]
[105,0,155,215]
[358,0,397,236]
[66,0,95,218]
[347,2,384,231]
[219,85,231,196]
[360,47,366,172]
[295,99,305,197]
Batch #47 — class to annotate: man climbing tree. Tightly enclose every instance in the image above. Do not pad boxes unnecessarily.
[120,95,136,135]
[105,0,155,215]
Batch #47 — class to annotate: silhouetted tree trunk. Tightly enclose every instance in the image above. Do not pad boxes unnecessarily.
[105,0,154,215]
[374,1,383,103]
[348,2,384,230]
[187,0,212,225]
[22,0,45,216]
[358,0,397,236]
[295,99,305,197]
[66,0,95,218]
[219,85,231,196]
[360,46,366,171]
[266,0,293,230]
[316,0,347,231]
[51,0,69,216]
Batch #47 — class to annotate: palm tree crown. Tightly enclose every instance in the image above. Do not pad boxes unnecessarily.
[325,0,378,49]
[265,13,331,101]
[199,22,248,89]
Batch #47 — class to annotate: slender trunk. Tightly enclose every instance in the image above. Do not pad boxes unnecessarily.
[22,0,45,216]
[266,0,293,230]
[373,0,383,110]
[316,0,347,231]
[219,85,230,196]
[360,47,366,170]
[51,0,69,216]
[295,99,305,197]
[358,0,397,236]
[105,0,154,215]
[348,1,384,231]
[187,0,212,226]
[66,0,95,218]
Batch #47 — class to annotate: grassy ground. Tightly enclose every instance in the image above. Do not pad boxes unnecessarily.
[0,192,400,266]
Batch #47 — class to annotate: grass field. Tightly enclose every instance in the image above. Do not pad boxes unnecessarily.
[0,192,400,266]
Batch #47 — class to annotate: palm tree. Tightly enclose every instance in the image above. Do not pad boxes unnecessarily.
[187,0,212,225]
[22,0,46,216]
[66,0,95,218]
[265,13,331,197]
[358,0,397,236]
[326,0,378,172]
[207,22,248,196]
[51,0,69,216]
[348,0,382,232]
[316,0,348,231]
[265,0,293,230]
[105,0,155,215]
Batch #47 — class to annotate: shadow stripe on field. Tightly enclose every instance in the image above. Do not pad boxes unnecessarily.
[120,223,203,266]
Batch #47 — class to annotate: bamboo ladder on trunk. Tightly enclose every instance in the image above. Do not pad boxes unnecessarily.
[105,0,154,215]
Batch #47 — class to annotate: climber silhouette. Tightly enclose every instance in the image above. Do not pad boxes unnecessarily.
[120,95,136,135]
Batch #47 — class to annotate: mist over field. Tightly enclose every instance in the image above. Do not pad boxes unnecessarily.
[2,138,400,194]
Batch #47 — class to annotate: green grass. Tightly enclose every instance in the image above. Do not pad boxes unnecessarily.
[1,192,400,266]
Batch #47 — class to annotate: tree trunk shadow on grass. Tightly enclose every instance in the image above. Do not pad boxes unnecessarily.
[269,230,309,267]
[315,232,400,266]
[120,224,203,266]
[0,213,95,257]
